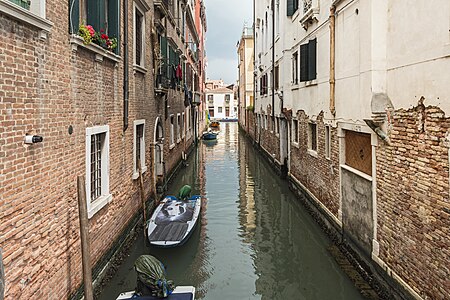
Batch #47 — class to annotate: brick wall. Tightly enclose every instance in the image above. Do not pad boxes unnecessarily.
[376,103,450,299]
[289,111,340,217]
[1,0,194,299]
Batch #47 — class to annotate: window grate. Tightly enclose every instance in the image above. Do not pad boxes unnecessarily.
[135,11,143,65]
[91,133,105,201]
[303,0,312,13]
[136,124,144,168]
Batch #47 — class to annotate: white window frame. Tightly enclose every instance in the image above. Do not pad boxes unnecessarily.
[170,114,175,149]
[218,106,223,114]
[308,122,318,156]
[292,119,299,146]
[177,113,181,142]
[181,112,185,138]
[133,0,149,71]
[85,125,112,219]
[133,119,147,180]
[325,125,331,159]
[0,0,52,35]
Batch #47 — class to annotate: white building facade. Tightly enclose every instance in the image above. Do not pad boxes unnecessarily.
[253,0,450,299]
[206,86,237,121]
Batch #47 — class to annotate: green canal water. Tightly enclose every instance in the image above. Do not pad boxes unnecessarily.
[99,122,366,300]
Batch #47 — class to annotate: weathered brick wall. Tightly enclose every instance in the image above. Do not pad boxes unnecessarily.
[0,1,193,299]
[376,103,450,299]
[289,111,340,216]
[247,110,256,141]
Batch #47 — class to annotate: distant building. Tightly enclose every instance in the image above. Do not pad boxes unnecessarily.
[205,82,237,120]
[237,26,254,130]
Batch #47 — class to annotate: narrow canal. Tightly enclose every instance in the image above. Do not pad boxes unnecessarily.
[99,122,367,300]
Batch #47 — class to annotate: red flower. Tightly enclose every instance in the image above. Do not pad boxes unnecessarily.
[101,34,109,40]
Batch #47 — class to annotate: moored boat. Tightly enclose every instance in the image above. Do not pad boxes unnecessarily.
[209,121,220,128]
[202,131,218,140]
[116,286,196,300]
[147,195,201,247]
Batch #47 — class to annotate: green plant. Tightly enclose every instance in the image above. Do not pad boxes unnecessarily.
[79,24,118,51]
[246,105,254,112]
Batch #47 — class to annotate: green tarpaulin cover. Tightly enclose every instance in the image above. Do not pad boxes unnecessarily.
[134,255,174,298]
[177,185,192,200]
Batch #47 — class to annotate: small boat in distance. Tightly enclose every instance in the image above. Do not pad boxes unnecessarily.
[202,131,218,140]
[147,186,201,247]
[209,121,220,128]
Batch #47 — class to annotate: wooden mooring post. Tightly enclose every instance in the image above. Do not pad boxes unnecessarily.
[77,176,94,300]
[138,159,147,239]
[1,248,4,300]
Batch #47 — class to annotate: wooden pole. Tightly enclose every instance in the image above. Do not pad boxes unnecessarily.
[137,159,147,237]
[77,176,93,300]
[1,248,4,300]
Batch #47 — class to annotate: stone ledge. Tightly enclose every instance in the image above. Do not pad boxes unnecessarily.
[70,35,121,64]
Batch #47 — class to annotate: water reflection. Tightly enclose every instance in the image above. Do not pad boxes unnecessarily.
[99,123,366,300]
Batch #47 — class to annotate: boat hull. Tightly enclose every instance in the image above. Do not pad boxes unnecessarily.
[117,286,195,300]
[147,196,201,248]
[202,132,217,140]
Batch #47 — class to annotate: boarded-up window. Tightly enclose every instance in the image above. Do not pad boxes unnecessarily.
[309,122,317,151]
[345,130,372,176]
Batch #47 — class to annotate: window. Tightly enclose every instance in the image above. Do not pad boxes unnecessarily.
[274,65,279,90]
[181,113,185,138]
[303,0,312,13]
[292,120,299,143]
[325,125,331,158]
[2,0,51,32]
[133,120,147,179]
[86,125,111,218]
[276,117,280,134]
[225,107,230,117]
[287,0,299,16]
[225,94,230,101]
[177,114,181,141]
[170,115,175,147]
[208,95,214,101]
[308,122,317,151]
[345,130,372,176]
[134,1,147,68]
[218,107,223,114]
[76,0,120,50]
[209,108,215,118]
[300,38,317,82]
[292,51,299,85]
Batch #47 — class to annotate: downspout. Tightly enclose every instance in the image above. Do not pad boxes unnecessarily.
[329,5,336,116]
[253,0,257,140]
[123,0,129,131]
[271,0,275,125]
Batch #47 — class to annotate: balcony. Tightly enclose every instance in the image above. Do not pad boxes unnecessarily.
[154,0,169,15]
[155,74,170,95]
[300,0,319,30]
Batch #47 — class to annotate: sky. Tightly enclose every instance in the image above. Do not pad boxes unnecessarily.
[204,0,253,85]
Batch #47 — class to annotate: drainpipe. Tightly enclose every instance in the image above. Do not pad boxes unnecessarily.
[329,5,336,116]
[271,0,275,125]
[123,0,129,131]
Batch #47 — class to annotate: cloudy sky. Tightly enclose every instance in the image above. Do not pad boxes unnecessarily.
[205,0,253,85]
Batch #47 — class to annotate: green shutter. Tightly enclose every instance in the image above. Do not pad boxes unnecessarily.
[300,43,309,82]
[161,36,168,77]
[87,0,100,30]
[287,0,294,16]
[108,0,120,53]
[308,38,317,80]
[69,0,79,34]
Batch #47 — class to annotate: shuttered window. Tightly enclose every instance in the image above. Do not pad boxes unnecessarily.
[70,0,120,53]
[135,9,143,66]
[287,0,299,16]
[300,38,317,82]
